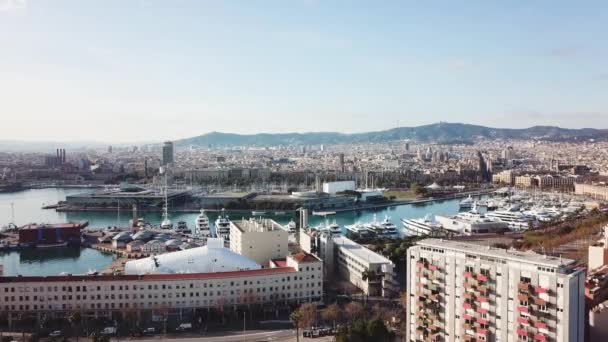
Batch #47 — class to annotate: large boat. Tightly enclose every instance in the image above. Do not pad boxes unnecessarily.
[378,216,399,237]
[215,208,231,241]
[175,221,190,233]
[401,215,444,237]
[251,211,267,216]
[485,210,531,230]
[345,221,373,238]
[194,209,212,239]
[459,195,474,209]
[328,220,342,235]
[284,219,297,234]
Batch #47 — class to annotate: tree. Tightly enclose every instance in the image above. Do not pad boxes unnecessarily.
[345,302,364,321]
[289,310,302,342]
[67,311,82,342]
[399,291,408,309]
[299,303,317,328]
[367,319,392,341]
[322,304,340,328]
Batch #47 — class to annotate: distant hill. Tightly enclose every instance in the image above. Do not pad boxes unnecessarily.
[176,123,608,147]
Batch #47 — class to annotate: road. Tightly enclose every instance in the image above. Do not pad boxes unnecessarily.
[102,330,333,342]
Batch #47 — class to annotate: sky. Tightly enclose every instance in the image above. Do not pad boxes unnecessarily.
[1,0,607,142]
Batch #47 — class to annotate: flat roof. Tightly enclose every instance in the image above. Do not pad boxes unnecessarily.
[332,236,392,265]
[69,189,190,199]
[20,221,89,230]
[416,238,576,269]
[232,218,283,233]
[0,267,297,284]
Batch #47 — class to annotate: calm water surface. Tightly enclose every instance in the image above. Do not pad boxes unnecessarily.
[0,188,470,275]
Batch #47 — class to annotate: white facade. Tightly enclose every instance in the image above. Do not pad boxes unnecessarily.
[229,218,289,266]
[406,239,585,342]
[322,181,355,195]
[301,231,395,298]
[0,252,323,314]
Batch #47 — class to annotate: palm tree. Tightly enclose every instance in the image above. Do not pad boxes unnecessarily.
[289,310,302,342]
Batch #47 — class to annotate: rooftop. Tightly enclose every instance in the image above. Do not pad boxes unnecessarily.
[20,221,89,230]
[290,251,321,263]
[332,235,393,265]
[231,218,284,233]
[0,267,297,284]
[417,238,577,270]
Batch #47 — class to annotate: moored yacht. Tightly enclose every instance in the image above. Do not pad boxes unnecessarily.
[401,214,444,237]
[215,208,231,241]
[285,219,297,234]
[345,221,373,238]
[194,209,212,239]
[459,195,474,209]
[485,210,531,230]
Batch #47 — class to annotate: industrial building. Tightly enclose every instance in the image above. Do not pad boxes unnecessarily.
[406,239,585,342]
[229,218,289,266]
[64,184,190,209]
[322,181,355,195]
[18,221,88,247]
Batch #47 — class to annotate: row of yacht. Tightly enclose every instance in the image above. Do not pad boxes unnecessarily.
[403,191,587,237]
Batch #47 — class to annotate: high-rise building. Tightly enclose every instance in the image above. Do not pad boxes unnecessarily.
[339,153,345,172]
[406,239,585,342]
[162,141,174,166]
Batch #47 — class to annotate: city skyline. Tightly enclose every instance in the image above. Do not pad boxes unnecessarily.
[2,1,608,142]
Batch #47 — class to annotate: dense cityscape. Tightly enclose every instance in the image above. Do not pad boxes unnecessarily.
[3,1,608,341]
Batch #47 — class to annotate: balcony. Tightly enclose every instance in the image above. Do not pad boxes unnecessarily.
[518,294,529,302]
[477,274,488,282]
[416,262,425,269]
[534,298,547,306]
[534,321,547,330]
[428,264,438,271]
[477,317,488,325]
[476,295,488,303]
[517,317,530,325]
[535,286,548,294]
[518,306,529,313]
[476,328,487,336]
[534,333,547,341]
[517,329,529,337]
[464,271,473,278]
[518,282,531,292]
[477,307,488,314]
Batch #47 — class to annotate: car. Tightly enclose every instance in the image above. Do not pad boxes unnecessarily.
[100,327,117,336]
[143,327,156,335]
[49,330,62,337]
[175,323,192,331]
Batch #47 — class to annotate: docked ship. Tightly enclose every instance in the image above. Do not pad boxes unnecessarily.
[284,219,297,234]
[367,214,399,238]
[401,215,444,237]
[345,221,373,238]
[485,210,532,230]
[459,195,474,209]
[215,208,231,241]
[194,209,213,239]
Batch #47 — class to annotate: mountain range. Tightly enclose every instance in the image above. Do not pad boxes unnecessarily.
[176,123,608,147]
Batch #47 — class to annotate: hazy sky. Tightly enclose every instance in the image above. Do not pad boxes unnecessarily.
[1,0,607,142]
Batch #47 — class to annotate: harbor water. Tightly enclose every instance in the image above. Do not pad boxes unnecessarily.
[0,188,467,276]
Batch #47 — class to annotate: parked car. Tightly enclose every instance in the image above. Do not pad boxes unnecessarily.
[49,330,62,337]
[101,327,117,336]
[143,327,156,335]
[175,323,192,331]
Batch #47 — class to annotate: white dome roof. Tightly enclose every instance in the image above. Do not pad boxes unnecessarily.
[124,240,260,275]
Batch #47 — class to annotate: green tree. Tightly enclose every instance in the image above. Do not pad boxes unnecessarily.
[367,319,391,341]
[289,310,302,342]
[67,311,82,342]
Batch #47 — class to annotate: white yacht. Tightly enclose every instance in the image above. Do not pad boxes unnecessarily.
[459,195,474,209]
[215,208,231,241]
[194,209,212,238]
[284,219,297,234]
[401,214,444,237]
[370,215,399,238]
[345,221,373,237]
[176,221,190,233]
[485,210,531,230]
[328,220,342,235]
[160,205,173,230]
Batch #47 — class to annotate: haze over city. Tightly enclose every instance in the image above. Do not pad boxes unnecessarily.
[2,0,608,142]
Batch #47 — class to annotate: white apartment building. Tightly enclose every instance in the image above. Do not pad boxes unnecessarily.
[300,230,396,297]
[0,252,322,319]
[406,239,585,342]
[229,218,289,266]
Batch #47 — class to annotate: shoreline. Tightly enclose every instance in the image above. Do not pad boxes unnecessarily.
[50,189,493,214]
